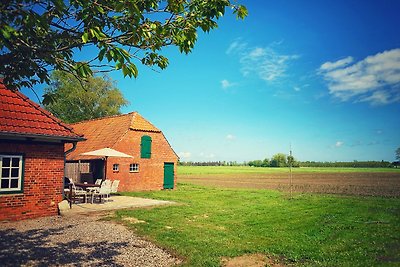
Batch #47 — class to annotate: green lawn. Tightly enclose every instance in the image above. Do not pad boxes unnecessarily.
[178,165,400,175]
[117,184,400,266]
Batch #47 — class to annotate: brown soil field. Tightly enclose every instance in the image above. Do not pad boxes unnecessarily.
[179,172,400,197]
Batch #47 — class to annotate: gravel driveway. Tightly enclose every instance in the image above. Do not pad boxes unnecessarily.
[0,213,181,266]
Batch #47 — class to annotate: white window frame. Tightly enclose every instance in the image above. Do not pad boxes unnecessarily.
[129,163,139,173]
[0,155,23,193]
[112,163,119,172]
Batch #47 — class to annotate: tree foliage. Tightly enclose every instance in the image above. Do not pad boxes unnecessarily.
[270,153,287,167]
[43,70,128,123]
[0,0,247,90]
[396,147,400,161]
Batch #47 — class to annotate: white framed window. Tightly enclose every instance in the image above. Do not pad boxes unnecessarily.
[0,155,23,193]
[129,163,139,172]
[112,164,119,172]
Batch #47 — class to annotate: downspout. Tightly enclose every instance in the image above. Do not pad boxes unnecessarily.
[63,142,77,195]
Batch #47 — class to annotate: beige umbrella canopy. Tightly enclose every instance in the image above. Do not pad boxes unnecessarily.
[80,148,133,180]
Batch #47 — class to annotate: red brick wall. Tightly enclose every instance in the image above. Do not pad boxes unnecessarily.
[0,141,64,221]
[107,130,178,191]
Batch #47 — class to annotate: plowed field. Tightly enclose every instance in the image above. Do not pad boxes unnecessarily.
[179,172,400,197]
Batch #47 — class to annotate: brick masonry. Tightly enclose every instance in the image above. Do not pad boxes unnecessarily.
[106,130,178,191]
[0,141,64,221]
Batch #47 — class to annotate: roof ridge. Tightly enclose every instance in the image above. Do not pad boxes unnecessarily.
[129,112,161,132]
[10,87,82,137]
[71,111,137,125]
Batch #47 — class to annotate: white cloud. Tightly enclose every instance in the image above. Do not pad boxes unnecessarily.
[226,134,235,141]
[319,48,400,105]
[248,47,266,59]
[178,152,191,159]
[320,56,353,71]
[335,141,344,148]
[226,39,247,55]
[226,40,299,82]
[293,86,301,92]
[221,79,237,89]
[199,152,215,159]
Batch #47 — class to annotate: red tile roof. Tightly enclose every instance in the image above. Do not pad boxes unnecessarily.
[67,112,161,160]
[0,81,84,141]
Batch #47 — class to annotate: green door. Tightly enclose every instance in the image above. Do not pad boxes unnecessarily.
[163,163,174,189]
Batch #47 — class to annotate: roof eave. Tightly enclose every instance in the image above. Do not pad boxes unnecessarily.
[0,132,86,143]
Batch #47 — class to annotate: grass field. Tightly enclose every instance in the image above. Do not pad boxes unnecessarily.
[117,184,400,266]
[179,165,400,175]
[179,166,400,197]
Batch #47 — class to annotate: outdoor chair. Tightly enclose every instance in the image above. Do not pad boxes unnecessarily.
[63,177,71,196]
[86,179,103,193]
[71,180,88,203]
[90,182,111,203]
[110,180,120,194]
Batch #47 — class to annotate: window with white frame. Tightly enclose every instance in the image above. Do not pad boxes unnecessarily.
[112,164,119,172]
[129,163,139,172]
[0,155,23,193]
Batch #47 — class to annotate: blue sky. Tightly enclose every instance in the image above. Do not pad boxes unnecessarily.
[24,0,400,162]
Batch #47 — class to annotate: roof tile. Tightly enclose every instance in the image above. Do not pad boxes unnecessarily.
[0,81,83,140]
[67,112,161,160]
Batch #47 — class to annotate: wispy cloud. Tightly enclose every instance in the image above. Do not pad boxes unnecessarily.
[320,56,353,71]
[226,40,248,55]
[335,141,344,148]
[319,48,400,105]
[226,134,236,141]
[199,152,215,159]
[178,152,191,159]
[221,79,237,89]
[227,40,300,82]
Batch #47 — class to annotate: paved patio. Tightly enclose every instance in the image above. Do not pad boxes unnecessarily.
[59,195,176,216]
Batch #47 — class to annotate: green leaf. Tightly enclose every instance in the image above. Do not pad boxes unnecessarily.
[115,61,123,70]
[129,64,138,78]
[98,48,106,61]
[235,5,248,19]
[1,25,15,39]
[42,92,58,105]
[81,32,89,43]
[122,64,129,77]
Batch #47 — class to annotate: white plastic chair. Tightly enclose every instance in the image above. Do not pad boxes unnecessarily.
[91,181,111,203]
[110,180,120,194]
[87,179,103,193]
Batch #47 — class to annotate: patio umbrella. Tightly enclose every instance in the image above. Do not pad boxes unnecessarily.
[80,148,133,180]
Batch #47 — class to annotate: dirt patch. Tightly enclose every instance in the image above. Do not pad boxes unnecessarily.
[122,217,146,224]
[179,172,400,197]
[221,254,290,267]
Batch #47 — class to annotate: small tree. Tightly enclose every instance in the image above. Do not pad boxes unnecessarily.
[270,153,287,167]
[396,147,400,161]
[43,70,128,123]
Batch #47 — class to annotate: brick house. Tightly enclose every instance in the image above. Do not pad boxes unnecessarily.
[66,112,178,191]
[0,81,84,221]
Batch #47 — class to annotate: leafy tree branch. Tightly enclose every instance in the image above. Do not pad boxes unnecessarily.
[0,0,247,90]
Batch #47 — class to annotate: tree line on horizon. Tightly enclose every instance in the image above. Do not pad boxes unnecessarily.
[179,152,397,168]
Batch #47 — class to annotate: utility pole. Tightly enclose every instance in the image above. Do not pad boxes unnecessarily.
[289,143,293,199]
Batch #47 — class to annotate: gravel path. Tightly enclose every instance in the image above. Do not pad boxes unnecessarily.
[0,213,181,267]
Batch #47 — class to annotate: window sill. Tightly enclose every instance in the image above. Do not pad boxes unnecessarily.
[0,190,24,195]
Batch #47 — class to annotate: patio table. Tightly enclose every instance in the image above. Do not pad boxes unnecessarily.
[68,183,101,208]
[75,183,100,190]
